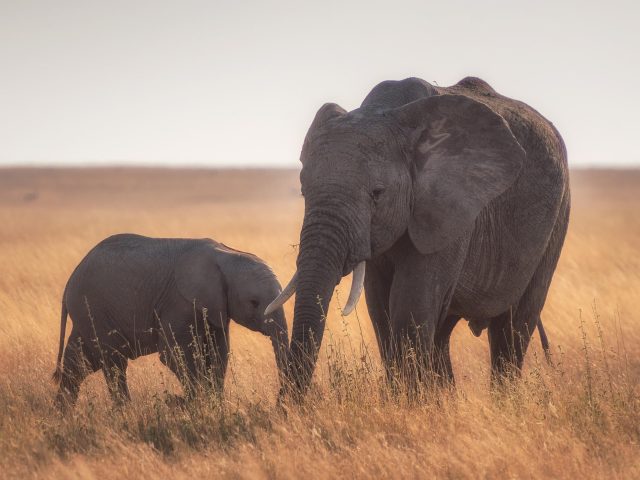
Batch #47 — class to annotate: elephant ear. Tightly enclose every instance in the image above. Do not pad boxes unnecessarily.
[175,245,227,328]
[301,102,347,163]
[392,94,526,254]
[310,102,347,130]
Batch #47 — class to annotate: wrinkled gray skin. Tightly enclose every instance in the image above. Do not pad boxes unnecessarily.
[283,77,570,394]
[53,234,289,408]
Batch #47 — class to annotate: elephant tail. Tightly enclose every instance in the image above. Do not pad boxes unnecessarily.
[52,300,68,384]
[538,319,552,366]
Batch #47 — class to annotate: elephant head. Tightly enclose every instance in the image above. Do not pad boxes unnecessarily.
[266,90,525,394]
[213,245,290,385]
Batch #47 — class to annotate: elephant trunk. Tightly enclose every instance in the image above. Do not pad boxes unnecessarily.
[265,307,290,387]
[287,219,349,395]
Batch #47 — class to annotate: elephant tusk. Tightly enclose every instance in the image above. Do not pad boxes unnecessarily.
[341,261,365,316]
[264,271,298,316]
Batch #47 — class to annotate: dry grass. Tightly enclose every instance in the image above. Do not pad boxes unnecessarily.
[0,167,638,479]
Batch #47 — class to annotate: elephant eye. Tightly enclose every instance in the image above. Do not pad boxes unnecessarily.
[371,187,385,202]
[250,299,260,309]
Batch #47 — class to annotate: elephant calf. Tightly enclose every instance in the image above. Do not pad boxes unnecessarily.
[52,233,289,408]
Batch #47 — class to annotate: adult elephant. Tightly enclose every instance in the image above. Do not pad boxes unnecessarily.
[267,76,570,394]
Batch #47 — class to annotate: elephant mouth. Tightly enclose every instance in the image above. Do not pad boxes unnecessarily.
[341,246,371,277]
[341,262,358,278]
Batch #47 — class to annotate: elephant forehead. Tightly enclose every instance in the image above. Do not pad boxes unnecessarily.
[236,269,280,298]
[302,124,397,166]
[308,109,392,144]
[300,156,368,189]
[237,261,277,282]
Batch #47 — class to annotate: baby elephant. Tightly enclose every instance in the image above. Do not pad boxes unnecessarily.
[53,233,289,408]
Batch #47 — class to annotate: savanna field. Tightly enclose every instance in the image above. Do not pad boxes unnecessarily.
[0,168,638,479]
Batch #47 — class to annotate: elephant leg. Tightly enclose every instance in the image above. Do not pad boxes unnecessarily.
[387,234,468,389]
[488,195,569,384]
[364,257,395,379]
[55,331,100,410]
[487,308,534,382]
[488,259,557,382]
[432,315,460,386]
[156,306,208,396]
[159,335,201,397]
[102,353,131,404]
[204,323,230,394]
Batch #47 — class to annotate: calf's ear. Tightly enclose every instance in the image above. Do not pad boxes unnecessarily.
[175,248,226,328]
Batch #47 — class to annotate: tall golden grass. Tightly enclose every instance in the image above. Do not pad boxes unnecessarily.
[0,168,638,479]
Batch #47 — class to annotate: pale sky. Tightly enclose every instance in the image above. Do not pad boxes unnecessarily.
[1,0,638,167]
